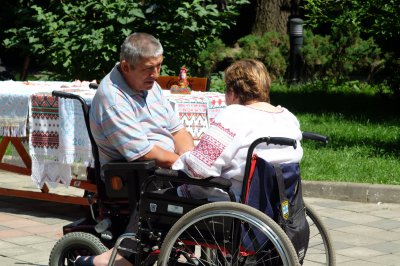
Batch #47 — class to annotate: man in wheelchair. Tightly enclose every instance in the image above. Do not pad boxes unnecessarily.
[75,33,195,265]
[73,36,304,266]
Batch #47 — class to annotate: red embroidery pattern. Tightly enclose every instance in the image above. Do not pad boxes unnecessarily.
[187,164,202,178]
[181,113,207,141]
[192,123,236,167]
[31,95,59,120]
[31,131,59,149]
[211,122,236,137]
[192,135,224,166]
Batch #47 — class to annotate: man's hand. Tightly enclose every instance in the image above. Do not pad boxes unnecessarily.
[172,128,194,155]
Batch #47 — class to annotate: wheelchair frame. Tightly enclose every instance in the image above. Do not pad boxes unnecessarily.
[48,90,335,266]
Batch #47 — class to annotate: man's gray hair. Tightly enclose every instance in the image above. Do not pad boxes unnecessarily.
[120,32,163,68]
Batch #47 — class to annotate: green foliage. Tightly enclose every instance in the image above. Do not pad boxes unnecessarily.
[209,72,226,93]
[329,27,382,81]
[301,30,382,82]
[304,0,399,90]
[145,0,248,74]
[2,0,248,80]
[198,28,383,87]
[235,32,289,80]
[342,37,381,74]
[4,0,145,80]
[304,0,400,45]
[198,39,229,76]
[197,32,289,81]
[301,30,333,80]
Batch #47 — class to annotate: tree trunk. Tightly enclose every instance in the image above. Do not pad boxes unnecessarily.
[252,0,299,35]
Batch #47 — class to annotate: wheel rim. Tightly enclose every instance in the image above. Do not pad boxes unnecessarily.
[161,210,293,266]
[304,208,334,266]
[58,244,98,266]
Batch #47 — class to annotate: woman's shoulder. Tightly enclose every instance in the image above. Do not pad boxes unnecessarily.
[278,106,299,119]
[212,105,258,134]
[220,104,247,113]
[215,104,247,120]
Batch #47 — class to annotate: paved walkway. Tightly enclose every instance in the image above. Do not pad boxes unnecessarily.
[0,170,400,265]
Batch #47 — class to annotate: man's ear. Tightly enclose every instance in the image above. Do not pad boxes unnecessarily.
[120,60,131,74]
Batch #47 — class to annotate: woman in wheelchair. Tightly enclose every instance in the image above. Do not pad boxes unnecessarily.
[171,59,303,202]
[146,59,307,266]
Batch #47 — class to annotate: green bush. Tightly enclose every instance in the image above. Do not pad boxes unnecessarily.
[143,0,248,75]
[4,1,146,80]
[304,0,400,47]
[301,30,333,80]
[329,26,382,81]
[209,72,226,93]
[301,29,382,82]
[304,0,399,90]
[201,29,382,87]
[198,38,230,76]
[198,32,289,81]
[235,32,289,80]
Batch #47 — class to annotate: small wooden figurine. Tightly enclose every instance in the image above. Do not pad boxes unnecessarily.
[170,66,192,94]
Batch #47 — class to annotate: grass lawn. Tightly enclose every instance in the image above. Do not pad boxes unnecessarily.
[271,86,399,185]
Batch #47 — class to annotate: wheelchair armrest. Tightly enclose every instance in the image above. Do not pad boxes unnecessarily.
[102,160,156,200]
[154,168,232,191]
[102,160,156,171]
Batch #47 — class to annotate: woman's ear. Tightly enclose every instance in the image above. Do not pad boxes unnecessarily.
[225,90,239,105]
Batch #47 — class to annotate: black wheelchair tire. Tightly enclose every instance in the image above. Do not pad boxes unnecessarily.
[49,232,109,266]
[158,201,300,266]
[304,203,336,266]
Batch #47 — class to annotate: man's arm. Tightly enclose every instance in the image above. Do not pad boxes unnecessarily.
[139,128,193,168]
[139,145,180,168]
[172,128,195,155]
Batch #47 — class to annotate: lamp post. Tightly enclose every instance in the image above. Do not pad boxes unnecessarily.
[289,18,304,83]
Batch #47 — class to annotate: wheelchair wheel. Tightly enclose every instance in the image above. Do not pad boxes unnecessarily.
[304,203,336,266]
[49,232,108,266]
[158,202,300,266]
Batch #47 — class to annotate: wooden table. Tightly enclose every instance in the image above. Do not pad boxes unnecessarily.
[0,81,95,205]
[0,81,226,205]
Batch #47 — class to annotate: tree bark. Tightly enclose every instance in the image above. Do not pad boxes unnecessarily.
[252,0,300,35]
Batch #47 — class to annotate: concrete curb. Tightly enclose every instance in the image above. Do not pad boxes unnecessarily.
[303,180,400,204]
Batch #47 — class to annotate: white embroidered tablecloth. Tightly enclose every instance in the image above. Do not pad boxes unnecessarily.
[30,89,225,188]
[1,83,225,188]
[29,86,96,188]
[164,91,226,143]
[0,81,69,137]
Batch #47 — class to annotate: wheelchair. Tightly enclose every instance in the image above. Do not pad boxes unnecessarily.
[48,90,335,266]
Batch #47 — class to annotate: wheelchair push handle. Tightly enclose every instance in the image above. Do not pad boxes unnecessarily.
[247,136,297,158]
[244,136,297,178]
[52,90,90,114]
[89,83,99,89]
[52,90,84,103]
[302,131,328,144]
[268,137,297,148]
